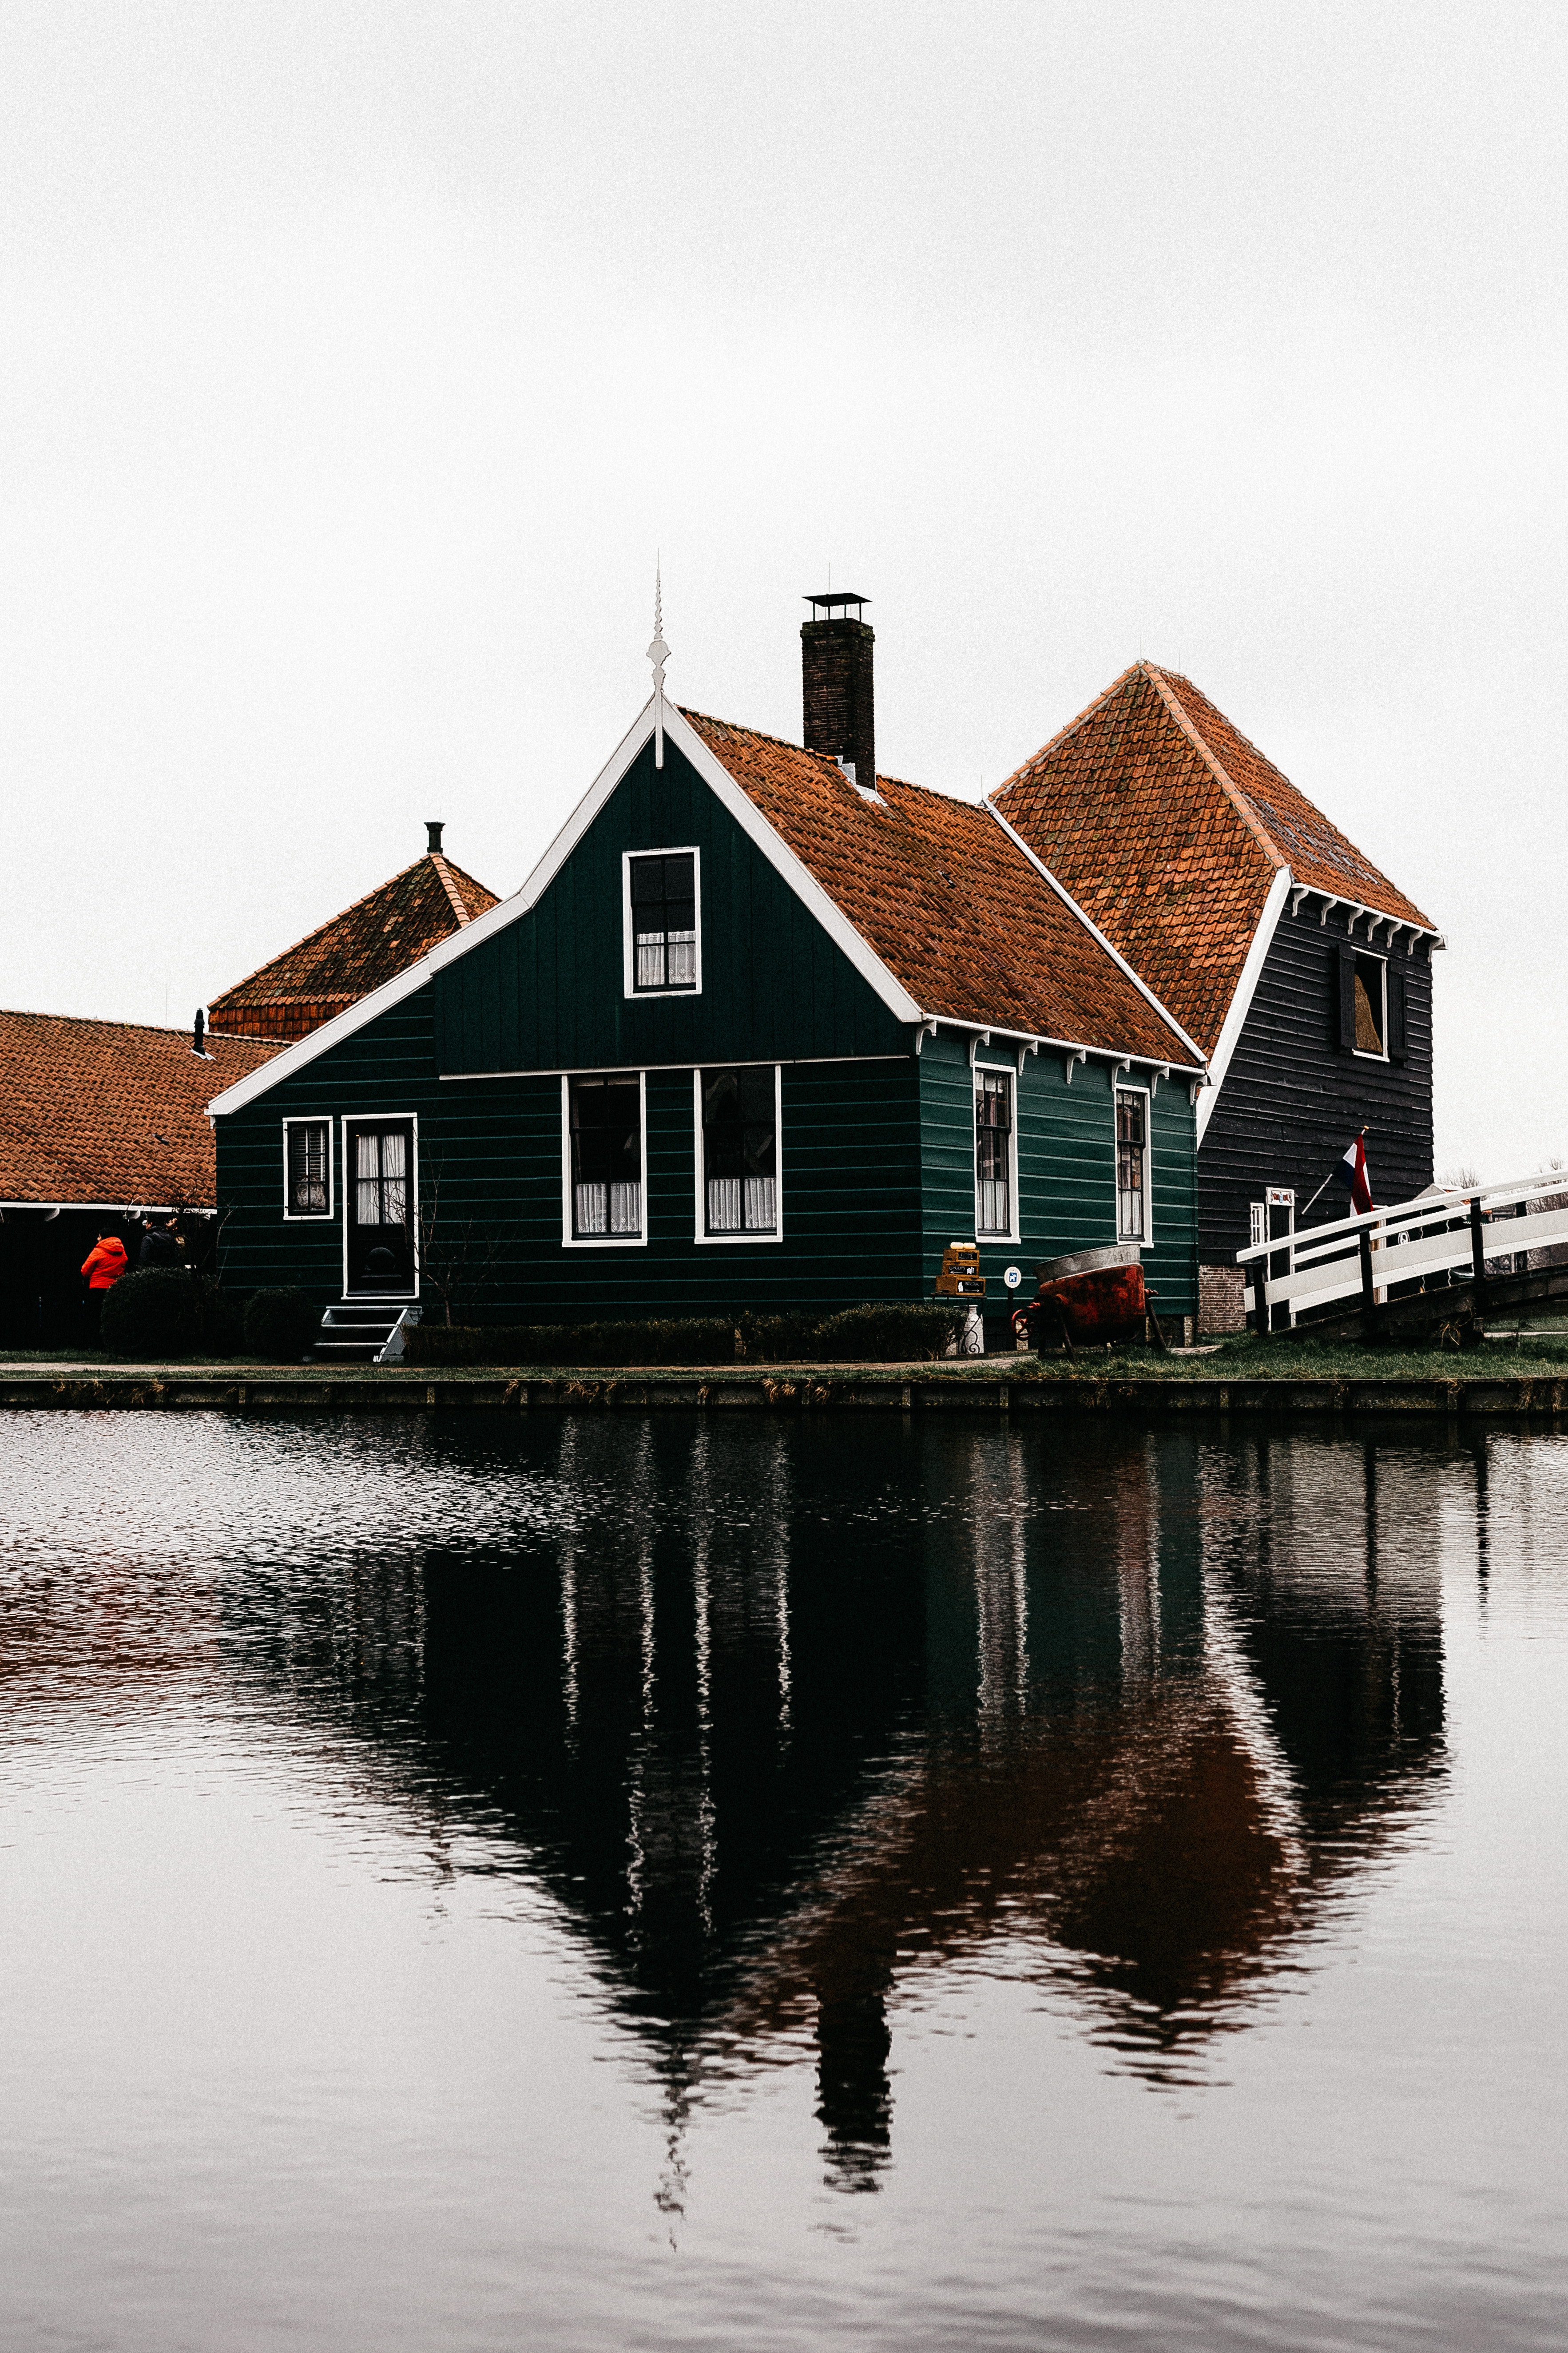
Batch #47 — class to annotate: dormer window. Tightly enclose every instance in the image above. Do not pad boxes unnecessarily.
[624,850,700,996]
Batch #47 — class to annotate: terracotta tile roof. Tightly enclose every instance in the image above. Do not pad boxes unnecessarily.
[991,663,1437,1057]
[209,850,499,1043]
[681,710,1197,1065]
[0,1011,281,1207]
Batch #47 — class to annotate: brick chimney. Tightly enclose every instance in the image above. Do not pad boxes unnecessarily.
[802,592,874,790]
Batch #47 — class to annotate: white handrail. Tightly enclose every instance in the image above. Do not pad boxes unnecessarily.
[1236,1171,1565,1267]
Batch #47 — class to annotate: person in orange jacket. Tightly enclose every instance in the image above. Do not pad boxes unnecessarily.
[80,1230,127,1346]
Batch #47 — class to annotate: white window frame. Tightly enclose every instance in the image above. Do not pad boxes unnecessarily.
[622,846,703,1000]
[691,1064,784,1246]
[973,1062,1020,1246]
[282,1116,333,1221]
[1114,1082,1152,1247]
[340,1112,419,1299]
[1350,949,1389,1062]
[561,1070,649,1248]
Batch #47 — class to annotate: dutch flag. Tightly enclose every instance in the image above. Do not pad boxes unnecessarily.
[1333,1131,1374,1216]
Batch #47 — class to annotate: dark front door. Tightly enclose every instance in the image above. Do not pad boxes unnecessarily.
[345,1120,415,1294]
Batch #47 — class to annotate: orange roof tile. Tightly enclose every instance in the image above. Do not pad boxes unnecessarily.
[682,710,1198,1065]
[0,1012,281,1207]
[991,663,1436,1057]
[209,849,498,1043]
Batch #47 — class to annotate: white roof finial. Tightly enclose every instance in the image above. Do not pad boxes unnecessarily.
[648,560,670,770]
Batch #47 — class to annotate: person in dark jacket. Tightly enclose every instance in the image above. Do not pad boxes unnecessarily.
[80,1230,128,1345]
[137,1216,185,1270]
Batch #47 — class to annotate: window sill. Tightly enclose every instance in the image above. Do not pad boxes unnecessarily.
[627,986,702,1001]
[695,1229,783,1246]
[1351,1049,1389,1062]
[283,1211,334,1222]
[562,1234,647,1249]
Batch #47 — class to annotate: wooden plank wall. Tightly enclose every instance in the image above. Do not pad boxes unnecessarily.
[918,1033,1198,1317]
[1198,905,1436,1265]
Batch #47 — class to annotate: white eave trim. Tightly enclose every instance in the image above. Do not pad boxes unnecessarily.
[1195,863,1293,1144]
[207,698,923,1120]
[983,800,1210,1070]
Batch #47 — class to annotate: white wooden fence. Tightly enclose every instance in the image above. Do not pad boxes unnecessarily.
[1236,1173,1568,1329]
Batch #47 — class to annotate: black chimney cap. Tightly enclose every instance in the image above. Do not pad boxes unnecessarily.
[426,821,445,854]
[804,591,870,612]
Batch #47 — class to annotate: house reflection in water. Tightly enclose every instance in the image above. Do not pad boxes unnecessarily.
[236,1420,1447,2190]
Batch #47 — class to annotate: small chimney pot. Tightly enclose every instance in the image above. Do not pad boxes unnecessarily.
[426,821,445,854]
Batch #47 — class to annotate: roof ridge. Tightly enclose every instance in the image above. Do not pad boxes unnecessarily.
[989,661,1149,800]
[209,853,441,1007]
[0,1007,206,1040]
[1139,665,1285,878]
[429,850,472,928]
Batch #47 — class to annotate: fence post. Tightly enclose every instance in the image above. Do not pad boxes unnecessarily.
[1359,1226,1376,1321]
[1470,1196,1487,1288]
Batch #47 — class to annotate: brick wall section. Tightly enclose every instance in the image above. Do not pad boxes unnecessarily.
[801,619,875,790]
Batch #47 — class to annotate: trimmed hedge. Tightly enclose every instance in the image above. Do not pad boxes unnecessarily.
[403,1302,968,1369]
[101,1269,201,1357]
[243,1286,322,1361]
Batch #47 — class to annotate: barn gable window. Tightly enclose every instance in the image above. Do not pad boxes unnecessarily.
[283,1119,331,1218]
[974,1068,1016,1239]
[697,1066,779,1240]
[1338,944,1404,1062]
[564,1073,645,1245]
[623,850,700,996]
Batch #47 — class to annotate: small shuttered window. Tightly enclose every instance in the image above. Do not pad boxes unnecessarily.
[286,1121,330,1216]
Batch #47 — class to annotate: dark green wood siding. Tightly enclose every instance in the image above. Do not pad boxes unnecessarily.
[437,738,906,1075]
[918,1033,1197,1316]
[215,727,1198,1325]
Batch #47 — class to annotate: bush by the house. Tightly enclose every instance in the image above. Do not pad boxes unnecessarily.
[733,1312,824,1362]
[403,1302,968,1369]
[814,1302,966,1361]
[243,1286,321,1361]
[405,1317,737,1368]
[101,1269,201,1358]
[196,1281,246,1356]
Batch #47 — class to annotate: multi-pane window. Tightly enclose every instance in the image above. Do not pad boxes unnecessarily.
[285,1120,330,1216]
[1116,1089,1148,1242]
[701,1067,777,1234]
[569,1075,643,1238]
[975,1071,1012,1236]
[355,1127,408,1230]
[629,853,698,992]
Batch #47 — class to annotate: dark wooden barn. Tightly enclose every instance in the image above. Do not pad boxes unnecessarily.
[991,662,1441,1326]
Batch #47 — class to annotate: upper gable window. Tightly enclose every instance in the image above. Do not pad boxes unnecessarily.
[624,850,700,996]
[1353,952,1386,1057]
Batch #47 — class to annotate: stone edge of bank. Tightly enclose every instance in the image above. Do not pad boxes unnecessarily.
[2,1370,1566,1420]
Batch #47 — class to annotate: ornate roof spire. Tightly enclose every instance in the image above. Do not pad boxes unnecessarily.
[648,561,670,769]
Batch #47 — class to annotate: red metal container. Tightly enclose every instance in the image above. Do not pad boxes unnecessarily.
[1018,1245,1147,1347]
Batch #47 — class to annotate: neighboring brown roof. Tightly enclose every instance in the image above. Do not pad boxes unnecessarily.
[991,663,1436,1058]
[682,710,1197,1065]
[0,1012,281,1206]
[209,850,499,1043]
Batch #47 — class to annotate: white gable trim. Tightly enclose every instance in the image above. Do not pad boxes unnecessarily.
[984,802,1209,1070]
[209,698,921,1120]
[1195,864,1294,1144]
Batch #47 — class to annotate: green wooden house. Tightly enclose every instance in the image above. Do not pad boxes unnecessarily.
[207,607,1207,1343]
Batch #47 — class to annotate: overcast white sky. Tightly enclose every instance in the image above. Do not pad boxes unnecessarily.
[2,2,1563,1175]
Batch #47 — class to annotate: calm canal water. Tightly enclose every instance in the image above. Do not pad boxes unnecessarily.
[1,1410,1564,2350]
